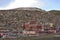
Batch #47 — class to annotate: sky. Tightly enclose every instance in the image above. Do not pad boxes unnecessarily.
[0,0,60,11]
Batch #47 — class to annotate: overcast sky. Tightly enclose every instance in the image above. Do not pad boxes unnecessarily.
[0,0,60,10]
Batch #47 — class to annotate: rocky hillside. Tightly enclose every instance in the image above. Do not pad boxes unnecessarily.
[0,7,60,30]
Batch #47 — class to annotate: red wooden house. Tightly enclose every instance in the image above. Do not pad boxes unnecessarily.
[22,20,43,35]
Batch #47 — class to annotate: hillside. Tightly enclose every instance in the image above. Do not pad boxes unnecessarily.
[0,7,60,39]
[49,10,60,16]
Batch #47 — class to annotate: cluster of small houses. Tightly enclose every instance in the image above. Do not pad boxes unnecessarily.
[22,20,60,36]
[0,20,60,38]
